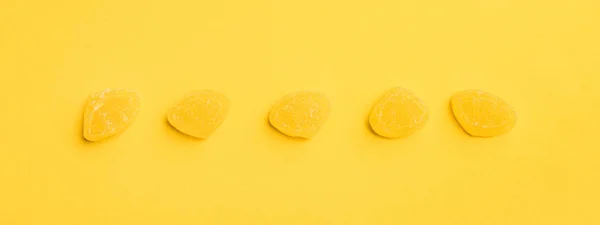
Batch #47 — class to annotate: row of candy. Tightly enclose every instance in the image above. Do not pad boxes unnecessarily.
[82,88,517,142]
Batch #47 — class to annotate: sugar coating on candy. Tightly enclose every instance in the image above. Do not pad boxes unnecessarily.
[83,88,141,142]
[369,87,429,138]
[451,90,517,137]
[269,91,331,138]
[167,90,231,139]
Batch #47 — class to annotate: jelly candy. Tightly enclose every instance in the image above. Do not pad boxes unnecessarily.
[167,90,231,139]
[451,90,517,137]
[369,87,429,138]
[269,91,331,138]
[83,88,141,142]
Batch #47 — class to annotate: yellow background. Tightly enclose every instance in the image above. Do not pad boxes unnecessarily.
[1,0,599,224]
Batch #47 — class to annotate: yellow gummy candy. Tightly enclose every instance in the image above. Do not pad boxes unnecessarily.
[83,88,141,142]
[269,91,332,138]
[369,87,429,138]
[451,90,517,137]
[167,90,231,139]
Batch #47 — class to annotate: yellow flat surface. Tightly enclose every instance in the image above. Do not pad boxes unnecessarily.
[1,0,599,224]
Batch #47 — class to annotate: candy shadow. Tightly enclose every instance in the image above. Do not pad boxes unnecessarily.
[75,100,95,145]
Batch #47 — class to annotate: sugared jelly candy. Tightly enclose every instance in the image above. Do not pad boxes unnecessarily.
[369,87,429,138]
[167,90,231,139]
[451,90,517,137]
[269,91,331,138]
[83,88,141,142]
